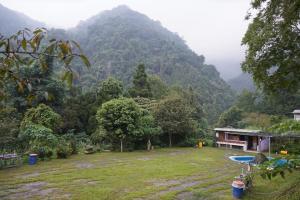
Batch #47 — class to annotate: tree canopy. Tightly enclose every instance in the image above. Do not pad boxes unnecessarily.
[155,95,195,147]
[97,77,123,102]
[20,103,62,132]
[129,64,152,98]
[0,28,90,100]
[96,97,142,152]
[242,0,300,93]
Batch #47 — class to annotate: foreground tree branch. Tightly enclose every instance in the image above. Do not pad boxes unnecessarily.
[0,28,91,100]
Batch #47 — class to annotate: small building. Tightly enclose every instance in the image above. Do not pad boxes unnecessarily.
[214,128,271,152]
[292,110,300,121]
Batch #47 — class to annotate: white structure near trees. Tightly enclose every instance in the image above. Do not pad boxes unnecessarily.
[292,110,300,121]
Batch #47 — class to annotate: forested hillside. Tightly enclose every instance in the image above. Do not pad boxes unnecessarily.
[228,73,255,93]
[0,4,234,123]
[0,4,44,36]
[65,6,235,123]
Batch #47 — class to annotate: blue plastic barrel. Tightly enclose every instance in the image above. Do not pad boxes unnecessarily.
[232,181,244,199]
[232,186,244,198]
[29,154,38,165]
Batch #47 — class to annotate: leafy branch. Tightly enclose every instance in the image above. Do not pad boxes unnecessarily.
[0,28,91,100]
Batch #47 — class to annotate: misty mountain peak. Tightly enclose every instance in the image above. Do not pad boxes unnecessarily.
[112,5,132,12]
[0,3,44,36]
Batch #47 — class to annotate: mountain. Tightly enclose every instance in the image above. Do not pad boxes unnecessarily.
[228,73,255,93]
[63,6,235,122]
[0,3,44,36]
[0,4,235,123]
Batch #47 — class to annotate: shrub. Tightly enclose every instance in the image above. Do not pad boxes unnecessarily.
[31,146,53,160]
[20,104,62,132]
[178,137,198,147]
[0,107,20,152]
[63,132,79,154]
[19,124,58,159]
[56,139,72,159]
[91,127,106,146]
[203,139,214,147]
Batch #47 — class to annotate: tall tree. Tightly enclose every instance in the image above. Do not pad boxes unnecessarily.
[139,112,162,151]
[96,98,142,152]
[242,0,300,93]
[148,75,169,99]
[129,64,152,98]
[217,106,243,128]
[155,95,195,147]
[97,77,123,102]
[4,57,65,113]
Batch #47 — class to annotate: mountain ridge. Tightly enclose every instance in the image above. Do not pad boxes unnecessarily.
[0,4,235,122]
[65,6,235,122]
[0,3,45,36]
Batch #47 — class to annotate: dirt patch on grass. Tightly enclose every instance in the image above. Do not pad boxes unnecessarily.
[20,172,40,179]
[137,157,151,161]
[150,179,181,187]
[148,170,236,200]
[72,179,100,185]
[20,181,47,190]
[75,162,94,169]
[175,191,197,200]
[4,181,62,199]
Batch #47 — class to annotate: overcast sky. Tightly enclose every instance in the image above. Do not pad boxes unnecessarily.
[0,0,251,80]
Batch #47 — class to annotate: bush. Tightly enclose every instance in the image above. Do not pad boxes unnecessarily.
[285,143,300,155]
[32,146,53,160]
[56,139,72,159]
[178,137,198,147]
[63,132,79,155]
[20,104,62,132]
[19,124,58,159]
[203,139,214,147]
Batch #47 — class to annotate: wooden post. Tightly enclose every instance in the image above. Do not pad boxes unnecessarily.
[120,139,123,152]
[268,137,271,158]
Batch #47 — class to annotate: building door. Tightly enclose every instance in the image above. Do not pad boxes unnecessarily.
[248,136,253,150]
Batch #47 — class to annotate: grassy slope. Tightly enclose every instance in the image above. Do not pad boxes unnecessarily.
[0,147,299,200]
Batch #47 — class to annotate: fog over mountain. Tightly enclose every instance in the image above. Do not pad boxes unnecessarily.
[0,0,251,80]
[0,3,44,36]
[0,3,237,122]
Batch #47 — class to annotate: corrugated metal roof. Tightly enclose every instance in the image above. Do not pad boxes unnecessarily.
[213,128,273,137]
[214,128,261,133]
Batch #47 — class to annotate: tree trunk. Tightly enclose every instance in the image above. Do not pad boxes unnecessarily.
[120,139,123,152]
[147,139,151,151]
[169,133,172,147]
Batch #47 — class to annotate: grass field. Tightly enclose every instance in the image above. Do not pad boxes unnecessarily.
[0,147,299,200]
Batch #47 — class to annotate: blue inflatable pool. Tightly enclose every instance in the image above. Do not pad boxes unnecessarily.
[229,156,255,164]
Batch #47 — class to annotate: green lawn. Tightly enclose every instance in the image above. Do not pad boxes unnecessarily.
[0,147,299,200]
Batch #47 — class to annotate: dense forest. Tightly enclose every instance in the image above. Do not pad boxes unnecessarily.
[0,4,221,155]
[0,2,299,156]
[52,5,235,123]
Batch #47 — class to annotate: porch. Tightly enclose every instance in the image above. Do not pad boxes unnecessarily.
[214,128,270,152]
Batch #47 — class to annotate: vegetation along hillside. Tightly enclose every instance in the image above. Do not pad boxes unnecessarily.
[227,72,255,93]
[58,5,235,123]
